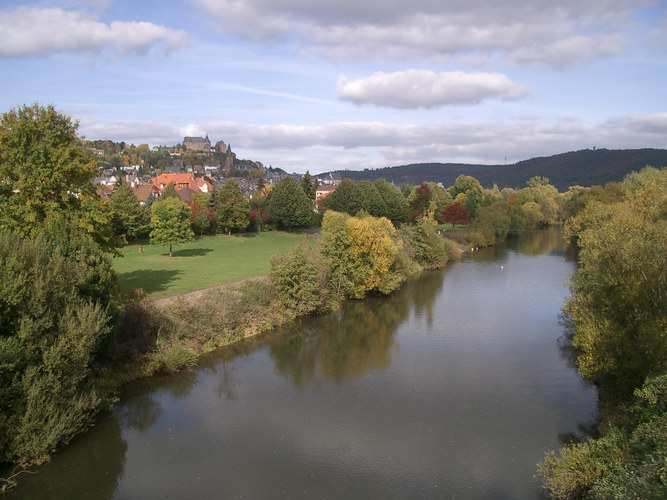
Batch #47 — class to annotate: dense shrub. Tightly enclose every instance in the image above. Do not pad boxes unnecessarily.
[401,220,450,269]
[0,224,117,464]
[538,374,667,499]
[270,242,330,315]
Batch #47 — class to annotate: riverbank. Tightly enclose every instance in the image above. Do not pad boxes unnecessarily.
[3,229,597,499]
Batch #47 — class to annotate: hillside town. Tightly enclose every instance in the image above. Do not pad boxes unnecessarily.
[91,136,342,205]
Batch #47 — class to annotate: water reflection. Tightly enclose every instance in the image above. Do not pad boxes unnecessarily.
[6,414,126,500]
[269,268,444,386]
[270,300,402,386]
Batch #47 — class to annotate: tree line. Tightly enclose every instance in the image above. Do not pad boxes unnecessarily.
[537,166,666,498]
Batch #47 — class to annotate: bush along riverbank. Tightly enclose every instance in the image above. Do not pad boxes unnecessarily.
[537,167,667,498]
[110,211,462,382]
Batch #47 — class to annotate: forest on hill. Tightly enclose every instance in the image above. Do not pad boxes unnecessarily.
[321,148,667,190]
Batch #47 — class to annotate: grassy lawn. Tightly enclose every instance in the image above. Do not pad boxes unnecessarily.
[113,232,306,300]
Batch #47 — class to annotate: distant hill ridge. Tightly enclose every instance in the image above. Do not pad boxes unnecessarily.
[317,148,667,191]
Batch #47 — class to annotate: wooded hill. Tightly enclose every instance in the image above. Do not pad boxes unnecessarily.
[319,148,667,190]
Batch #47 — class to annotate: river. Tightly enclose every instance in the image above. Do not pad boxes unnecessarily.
[9,229,597,499]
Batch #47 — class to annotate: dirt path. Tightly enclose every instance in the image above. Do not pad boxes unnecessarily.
[152,275,268,309]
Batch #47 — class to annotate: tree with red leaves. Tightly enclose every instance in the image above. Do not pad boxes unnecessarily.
[441,202,470,228]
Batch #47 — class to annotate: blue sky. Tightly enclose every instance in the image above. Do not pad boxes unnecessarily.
[2,0,666,174]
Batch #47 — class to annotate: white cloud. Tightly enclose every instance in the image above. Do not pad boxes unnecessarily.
[336,70,530,109]
[192,0,648,68]
[79,112,667,173]
[0,7,189,58]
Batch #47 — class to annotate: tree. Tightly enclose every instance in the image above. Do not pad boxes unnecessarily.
[300,171,317,200]
[358,180,387,217]
[441,202,470,227]
[108,183,150,242]
[321,211,400,299]
[374,178,408,224]
[0,221,117,465]
[0,103,118,252]
[161,182,180,199]
[564,167,666,397]
[450,175,484,218]
[408,182,433,221]
[193,208,210,237]
[150,197,194,257]
[270,242,329,315]
[269,176,313,231]
[215,180,249,235]
[323,178,362,215]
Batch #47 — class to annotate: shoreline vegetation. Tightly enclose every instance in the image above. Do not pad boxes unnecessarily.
[111,213,464,386]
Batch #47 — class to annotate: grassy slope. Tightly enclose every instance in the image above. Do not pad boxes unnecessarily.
[113,232,305,300]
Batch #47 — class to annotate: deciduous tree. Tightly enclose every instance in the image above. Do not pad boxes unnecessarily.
[450,175,484,218]
[300,171,317,200]
[150,197,194,256]
[441,202,470,227]
[215,180,249,235]
[108,183,150,242]
[564,167,666,396]
[0,103,118,252]
[358,180,387,217]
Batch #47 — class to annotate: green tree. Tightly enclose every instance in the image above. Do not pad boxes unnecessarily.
[323,178,362,216]
[0,103,118,252]
[374,178,408,224]
[193,210,210,237]
[269,176,313,231]
[150,197,194,257]
[450,175,484,218]
[0,221,118,465]
[270,242,329,315]
[216,180,249,235]
[161,182,180,199]
[358,180,387,217]
[108,183,150,242]
[300,171,317,200]
[564,168,667,397]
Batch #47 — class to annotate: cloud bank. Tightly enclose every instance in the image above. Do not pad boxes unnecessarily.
[193,0,646,67]
[0,7,188,57]
[80,112,667,172]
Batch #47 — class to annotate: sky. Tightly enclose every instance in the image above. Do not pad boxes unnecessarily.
[1,0,666,174]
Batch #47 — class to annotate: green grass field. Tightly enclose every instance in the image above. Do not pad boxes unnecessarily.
[113,232,306,300]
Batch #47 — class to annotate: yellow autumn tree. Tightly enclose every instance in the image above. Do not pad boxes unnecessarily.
[322,211,400,299]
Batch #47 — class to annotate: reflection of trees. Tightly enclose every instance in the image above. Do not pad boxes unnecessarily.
[213,362,239,400]
[269,267,445,386]
[9,415,126,500]
[403,269,445,327]
[118,393,163,432]
[507,229,564,256]
[270,300,402,386]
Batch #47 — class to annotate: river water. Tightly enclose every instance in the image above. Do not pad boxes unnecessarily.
[10,230,597,499]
